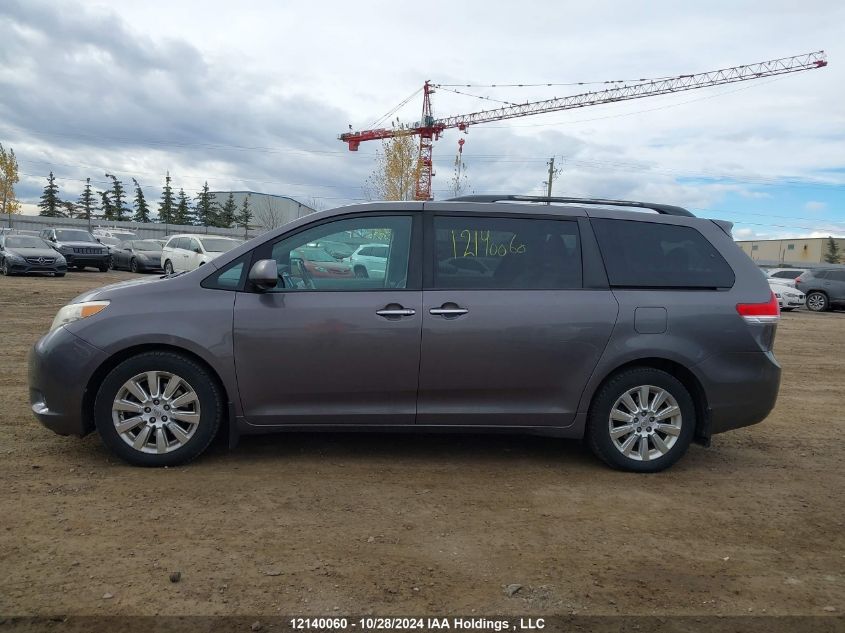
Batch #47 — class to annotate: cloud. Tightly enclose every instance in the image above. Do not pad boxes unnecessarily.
[1,0,843,233]
[804,201,827,211]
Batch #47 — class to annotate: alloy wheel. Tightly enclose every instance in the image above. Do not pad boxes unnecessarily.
[807,293,827,312]
[111,371,201,454]
[608,385,682,462]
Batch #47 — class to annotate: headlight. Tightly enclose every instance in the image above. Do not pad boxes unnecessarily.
[5,252,25,262]
[315,266,328,272]
[50,301,110,332]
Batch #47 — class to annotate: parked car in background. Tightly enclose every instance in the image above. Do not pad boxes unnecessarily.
[291,246,353,278]
[768,279,805,311]
[161,234,242,274]
[0,234,67,277]
[796,268,845,312]
[110,240,164,273]
[39,228,109,271]
[93,228,138,242]
[347,243,389,279]
[315,239,356,260]
[30,195,781,472]
[765,267,807,288]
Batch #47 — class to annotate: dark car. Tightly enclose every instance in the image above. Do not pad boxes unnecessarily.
[110,240,164,273]
[39,228,110,272]
[795,268,845,311]
[0,234,67,277]
[29,196,781,472]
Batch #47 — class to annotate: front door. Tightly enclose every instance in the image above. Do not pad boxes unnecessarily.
[417,213,618,427]
[234,213,422,426]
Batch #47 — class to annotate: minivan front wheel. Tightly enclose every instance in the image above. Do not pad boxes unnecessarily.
[94,351,222,466]
[806,292,828,312]
[164,260,174,275]
[587,367,695,472]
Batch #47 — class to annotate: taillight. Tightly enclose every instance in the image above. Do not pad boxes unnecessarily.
[737,291,780,323]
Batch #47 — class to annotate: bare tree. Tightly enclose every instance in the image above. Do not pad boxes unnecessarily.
[252,195,288,231]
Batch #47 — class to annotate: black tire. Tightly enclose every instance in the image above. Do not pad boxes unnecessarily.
[54,272,66,278]
[586,367,695,473]
[354,266,368,278]
[164,260,174,275]
[108,255,115,270]
[0,259,9,276]
[129,258,138,273]
[806,291,828,312]
[98,263,109,272]
[94,351,223,467]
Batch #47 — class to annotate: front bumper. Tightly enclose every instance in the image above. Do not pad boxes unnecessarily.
[695,350,781,436]
[28,327,107,436]
[6,260,67,275]
[64,253,109,268]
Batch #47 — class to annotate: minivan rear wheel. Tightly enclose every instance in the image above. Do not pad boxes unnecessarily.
[806,292,828,312]
[93,351,222,467]
[586,367,695,472]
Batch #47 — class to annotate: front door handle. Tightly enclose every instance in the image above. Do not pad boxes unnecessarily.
[376,308,416,318]
[429,307,469,317]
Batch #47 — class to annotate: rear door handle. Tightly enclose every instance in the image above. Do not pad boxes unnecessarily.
[429,307,469,317]
[376,308,416,318]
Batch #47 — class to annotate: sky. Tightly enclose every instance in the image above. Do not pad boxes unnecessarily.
[1,0,844,239]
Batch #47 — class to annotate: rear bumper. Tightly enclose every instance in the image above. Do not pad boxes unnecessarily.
[28,327,107,436]
[695,350,781,436]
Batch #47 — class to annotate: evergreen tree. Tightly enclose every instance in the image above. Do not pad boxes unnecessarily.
[194,181,218,227]
[220,192,238,227]
[77,178,96,220]
[105,173,129,221]
[824,236,842,264]
[174,188,193,225]
[99,190,115,220]
[38,171,62,217]
[157,171,175,224]
[132,178,151,223]
[235,194,253,239]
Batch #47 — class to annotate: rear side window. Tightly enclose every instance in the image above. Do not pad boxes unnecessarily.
[592,219,735,289]
[772,270,801,279]
[432,216,582,289]
[828,270,845,282]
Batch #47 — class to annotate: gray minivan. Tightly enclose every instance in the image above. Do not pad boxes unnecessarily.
[28,196,781,471]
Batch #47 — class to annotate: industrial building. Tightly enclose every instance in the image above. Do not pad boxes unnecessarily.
[210,191,315,231]
[736,237,844,266]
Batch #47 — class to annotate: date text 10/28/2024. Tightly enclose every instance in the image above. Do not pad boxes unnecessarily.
[289,617,546,631]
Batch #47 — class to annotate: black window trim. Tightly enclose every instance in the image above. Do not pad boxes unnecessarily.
[424,212,588,291]
[232,211,423,294]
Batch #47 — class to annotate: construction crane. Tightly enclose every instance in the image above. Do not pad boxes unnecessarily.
[339,51,827,201]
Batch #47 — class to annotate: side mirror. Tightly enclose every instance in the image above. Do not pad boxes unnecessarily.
[248,259,279,291]
[96,238,102,243]
[50,236,57,242]
[193,247,202,254]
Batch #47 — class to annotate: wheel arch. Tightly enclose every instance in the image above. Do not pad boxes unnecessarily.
[82,343,231,438]
[585,357,710,445]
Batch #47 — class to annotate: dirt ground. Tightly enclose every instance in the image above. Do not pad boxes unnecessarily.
[1,270,843,618]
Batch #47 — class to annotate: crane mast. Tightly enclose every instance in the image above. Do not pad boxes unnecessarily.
[339,51,827,201]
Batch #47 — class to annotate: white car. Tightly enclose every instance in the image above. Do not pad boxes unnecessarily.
[347,243,389,279]
[768,278,805,311]
[93,228,138,242]
[765,267,807,288]
[161,234,241,274]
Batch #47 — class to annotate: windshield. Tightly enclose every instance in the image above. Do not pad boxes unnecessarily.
[5,236,48,248]
[293,247,335,262]
[199,238,239,252]
[133,240,162,251]
[55,230,96,242]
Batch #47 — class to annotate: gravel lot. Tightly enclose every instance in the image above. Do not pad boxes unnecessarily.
[1,271,843,617]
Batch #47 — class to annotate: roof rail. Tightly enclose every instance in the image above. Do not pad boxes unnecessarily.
[444,195,695,217]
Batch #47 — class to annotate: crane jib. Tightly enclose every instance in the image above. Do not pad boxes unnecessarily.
[339,51,828,200]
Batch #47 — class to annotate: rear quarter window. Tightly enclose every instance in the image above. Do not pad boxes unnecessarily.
[592,218,735,288]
